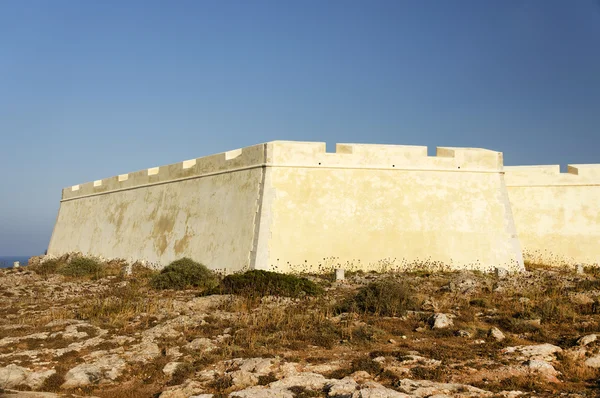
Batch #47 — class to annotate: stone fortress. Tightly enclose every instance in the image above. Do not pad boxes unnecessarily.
[47,141,600,274]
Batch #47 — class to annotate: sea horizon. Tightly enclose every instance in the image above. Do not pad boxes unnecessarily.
[0,255,34,268]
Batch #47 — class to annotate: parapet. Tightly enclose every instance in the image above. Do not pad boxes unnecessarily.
[265,141,503,171]
[62,140,505,201]
[505,164,600,186]
[62,143,267,200]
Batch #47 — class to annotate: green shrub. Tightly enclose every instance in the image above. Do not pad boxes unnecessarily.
[469,298,489,308]
[210,270,323,298]
[32,258,62,277]
[150,258,218,290]
[339,278,416,317]
[58,257,103,278]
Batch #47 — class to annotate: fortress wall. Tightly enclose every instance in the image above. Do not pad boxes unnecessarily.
[48,144,267,272]
[254,141,524,273]
[505,164,600,266]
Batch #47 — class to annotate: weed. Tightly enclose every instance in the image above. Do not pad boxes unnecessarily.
[207,373,233,393]
[257,372,278,385]
[39,371,66,392]
[469,298,489,308]
[32,258,62,277]
[58,257,103,279]
[338,278,416,317]
[210,270,323,298]
[350,356,383,375]
[151,258,218,290]
[74,281,163,328]
[167,362,194,386]
[410,365,446,382]
[288,385,323,397]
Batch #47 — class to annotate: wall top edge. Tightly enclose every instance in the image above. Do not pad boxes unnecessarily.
[61,140,505,200]
[505,163,600,186]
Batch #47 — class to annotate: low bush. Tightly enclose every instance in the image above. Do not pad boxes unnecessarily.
[32,258,62,277]
[210,270,323,298]
[338,278,416,317]
[150,258,218,290]
[58,257,103,278]
[167,362,194,386]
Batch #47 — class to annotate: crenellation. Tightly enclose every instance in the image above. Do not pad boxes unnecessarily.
[505,164,600,186]
[225,148,243,160]
[267,141,502,171]
[568,164,600,178]
[182,159,196,169]
[60,141,514,202]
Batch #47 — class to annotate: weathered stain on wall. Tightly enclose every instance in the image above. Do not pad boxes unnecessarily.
[48,140,595,273]
[505,165,600,266]
[48,143,267,272]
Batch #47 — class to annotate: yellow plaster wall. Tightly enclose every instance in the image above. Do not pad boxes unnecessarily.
[48,144,266,272]
[255,142,524,273]
[48,140,538,273]
[505,165,600,266]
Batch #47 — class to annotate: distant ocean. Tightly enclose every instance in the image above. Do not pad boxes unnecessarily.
[0,256,32,268]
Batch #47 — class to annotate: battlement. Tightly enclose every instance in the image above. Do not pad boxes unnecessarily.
[266,141,502,170]
[505,164,600,186]
[63,141,504,200]
[62,143,267,200]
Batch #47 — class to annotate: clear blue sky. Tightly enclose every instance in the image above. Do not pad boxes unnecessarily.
[1,0,599,256]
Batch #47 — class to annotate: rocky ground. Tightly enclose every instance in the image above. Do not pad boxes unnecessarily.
[2,259,600,398]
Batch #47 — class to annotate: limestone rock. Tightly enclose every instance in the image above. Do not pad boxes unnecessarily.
[61,354,126,388]
[350,370,373,383]
[577,334,597,346]
[430,313,453,329]
[488,327,506,342]
[122,341,162,362]
[62,324,89,339]
[0,364,28,388]
[159,380,206,398]
[0,364,55,390]
[163,362,184,377]
[269,372,328,390]
[353,381,410,398]
[230,370,259,389]
[456,330,471,338]
[395,379,492,397]
[229,386,294,398]
[525,360,559,378]
[584,354,600,368]
[238,357,275,376]
[25,369,57,390]
[326,376,358,396]
[502,344,562,361]
[186,337,217,352]
[142,324,181,342]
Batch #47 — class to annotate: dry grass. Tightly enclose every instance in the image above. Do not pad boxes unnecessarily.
[6,260,600,396]
[74,280,169,330]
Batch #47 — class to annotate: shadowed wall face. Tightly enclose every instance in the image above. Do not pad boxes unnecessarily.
[505,165,600,266]
[48,144,267,272]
